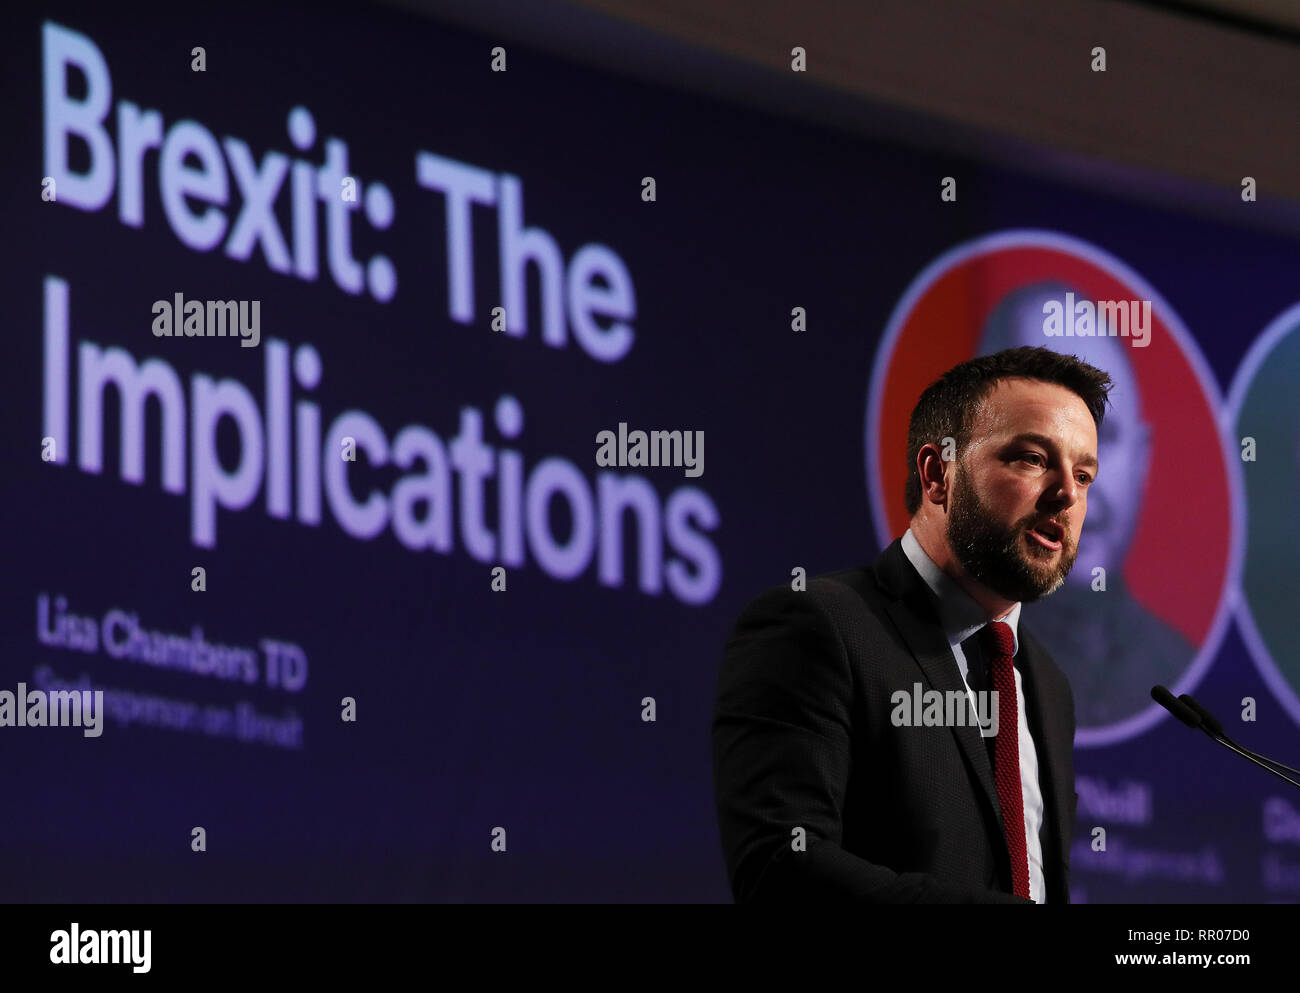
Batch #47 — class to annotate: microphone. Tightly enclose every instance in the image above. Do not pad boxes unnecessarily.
[1178,692,1300,778]
[1151,685,1200,729]
[1177,693,1224,737]
[1151,686,1300,790]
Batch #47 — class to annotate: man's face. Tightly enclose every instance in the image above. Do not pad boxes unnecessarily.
[980,288,1148,588]
[945,377,1099,603]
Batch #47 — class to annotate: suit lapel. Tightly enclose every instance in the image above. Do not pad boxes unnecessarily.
[1016,637,1072,903]
[876,537,1076,901]
[877,540,1013,887]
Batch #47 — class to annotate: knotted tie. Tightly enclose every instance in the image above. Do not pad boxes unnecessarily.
[981,620,1030,900]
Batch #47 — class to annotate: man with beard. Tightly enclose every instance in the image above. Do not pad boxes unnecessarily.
[977,282,1193,735]
[712,346,1108,903]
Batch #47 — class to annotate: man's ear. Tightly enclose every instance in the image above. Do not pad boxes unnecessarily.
[916,442,952,508]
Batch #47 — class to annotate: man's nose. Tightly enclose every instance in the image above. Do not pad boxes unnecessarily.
[1044,471,1082,510]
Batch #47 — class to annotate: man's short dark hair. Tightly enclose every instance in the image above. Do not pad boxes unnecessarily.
[904,346,1114,516]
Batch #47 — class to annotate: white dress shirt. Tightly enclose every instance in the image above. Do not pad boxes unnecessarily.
[901,528,1047,903]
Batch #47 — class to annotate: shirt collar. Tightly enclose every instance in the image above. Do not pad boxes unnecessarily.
[900,527,1021,655]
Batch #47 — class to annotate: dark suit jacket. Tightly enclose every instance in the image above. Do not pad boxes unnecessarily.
[712,537,1078,903]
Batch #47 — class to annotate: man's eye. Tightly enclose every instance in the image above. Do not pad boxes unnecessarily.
[1021,453,1045,467]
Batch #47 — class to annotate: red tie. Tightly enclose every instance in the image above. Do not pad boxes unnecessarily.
[981,620,1030,900]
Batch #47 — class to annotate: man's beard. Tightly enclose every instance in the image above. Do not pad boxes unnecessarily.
[946,464,1078,604]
